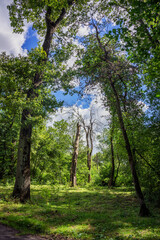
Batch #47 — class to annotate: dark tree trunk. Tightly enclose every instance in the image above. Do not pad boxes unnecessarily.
[12,109,32,202]
[71,123,81,187]
[108,134,115,187]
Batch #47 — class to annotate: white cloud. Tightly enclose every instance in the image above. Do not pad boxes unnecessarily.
[0,0,29,56]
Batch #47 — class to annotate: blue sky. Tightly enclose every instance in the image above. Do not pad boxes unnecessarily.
[54,90,92,108]
[22,27,39,51]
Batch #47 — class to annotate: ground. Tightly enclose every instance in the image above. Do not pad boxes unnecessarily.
[0,185,160,240]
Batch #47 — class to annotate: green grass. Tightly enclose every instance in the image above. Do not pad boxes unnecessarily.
[0,184,160,239]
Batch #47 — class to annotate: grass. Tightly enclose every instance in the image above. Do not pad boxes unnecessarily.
[0,184,160,239]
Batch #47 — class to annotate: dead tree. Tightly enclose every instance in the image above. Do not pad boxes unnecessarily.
[81,110,94,183]
[69,106,95,184]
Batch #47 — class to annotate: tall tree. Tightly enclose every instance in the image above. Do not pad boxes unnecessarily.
[7,0,86,202]
[74,21,150,216]
[108,115,115,187]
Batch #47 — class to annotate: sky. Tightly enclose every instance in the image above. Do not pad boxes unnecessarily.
[0,0,110,154]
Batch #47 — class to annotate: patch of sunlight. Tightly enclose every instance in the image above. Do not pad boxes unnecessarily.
[31,185,53,190]
[67,188,91,193]
[49,204,69,210]
[108,190,132,196]
[114,221,132,227]
[118,228,135,236]
[50,223,91,237]
[118,227,160,239]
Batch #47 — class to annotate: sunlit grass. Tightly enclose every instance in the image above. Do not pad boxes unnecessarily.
[0,184,160,239]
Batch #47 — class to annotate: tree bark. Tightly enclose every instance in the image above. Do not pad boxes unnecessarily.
[12,109,32,202]
[71,122,81,187]
[108,133,115,187]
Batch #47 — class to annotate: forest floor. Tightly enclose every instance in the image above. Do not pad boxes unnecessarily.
[0,184,160,240]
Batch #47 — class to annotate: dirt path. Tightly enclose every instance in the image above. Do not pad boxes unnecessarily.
[0,224,75,240]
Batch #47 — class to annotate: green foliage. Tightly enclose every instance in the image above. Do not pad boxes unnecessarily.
[0,110,19,180]
[31,120,72,184]
[0,49,62,123]
[0,48,63,182]
[102,0,160,96]
[31,119,92,186]
[8,0,69,33]
[76,146,89,186]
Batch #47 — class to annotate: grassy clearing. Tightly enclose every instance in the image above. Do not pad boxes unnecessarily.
[0,184,160,239]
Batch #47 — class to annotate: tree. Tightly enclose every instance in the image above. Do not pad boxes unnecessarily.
[74,20,150,215]
[7,0,88,202]
[108,114,115,187]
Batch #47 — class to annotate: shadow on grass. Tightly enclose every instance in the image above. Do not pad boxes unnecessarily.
[0,185,160,240]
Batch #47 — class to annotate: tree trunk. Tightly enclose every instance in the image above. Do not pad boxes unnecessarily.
[108,134,115,187]
[71,122,81,187]
[12,109,32,202]
[109,79,150,216]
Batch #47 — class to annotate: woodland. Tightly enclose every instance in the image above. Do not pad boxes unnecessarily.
[0,0,160,239]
